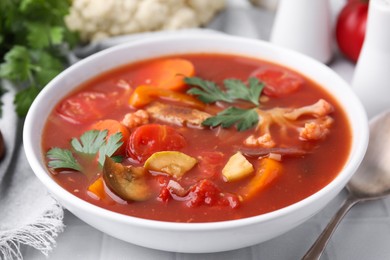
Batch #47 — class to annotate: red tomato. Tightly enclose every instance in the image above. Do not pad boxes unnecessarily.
[251,68,304,97]
[57,91,112,124]
[185,179,240,208]
[127,124,187,162]
[336,0,369,63]
[198,151,225,178]
[158,186,171,202]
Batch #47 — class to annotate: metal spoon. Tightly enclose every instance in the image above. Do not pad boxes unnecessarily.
[302,110,390,260]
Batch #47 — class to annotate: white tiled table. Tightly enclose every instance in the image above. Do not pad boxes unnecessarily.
[23,1,390,259]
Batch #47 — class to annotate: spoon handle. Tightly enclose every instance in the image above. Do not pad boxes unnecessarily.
[301,195,360,260]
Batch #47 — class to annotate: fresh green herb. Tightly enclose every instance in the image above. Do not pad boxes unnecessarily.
[203,107,259,131]
[71,130,108,154]
[0,46,33,82]
[185,77,232,103]
[98,133,123,166]
[224,78,264,106]
[0,0,78,117]
[185,77,264,105]
[46,147,82,171]
[13,86,41,116]
[46,130,123,172]
[186,77,264,131]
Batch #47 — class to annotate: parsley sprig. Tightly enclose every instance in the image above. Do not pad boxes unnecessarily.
[46,130,123,171]
[203,107,260,131]
[71,130,107,154]
[0,0,78,117]
[186,77,264,131]
[186,77,233,103]
[47,148,82,172]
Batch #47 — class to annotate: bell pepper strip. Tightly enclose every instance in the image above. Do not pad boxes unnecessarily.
[128,85,205,109]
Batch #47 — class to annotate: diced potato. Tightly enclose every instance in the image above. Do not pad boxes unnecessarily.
[222,152,254,182]
[144,151,197,178]
[241,157,282,200]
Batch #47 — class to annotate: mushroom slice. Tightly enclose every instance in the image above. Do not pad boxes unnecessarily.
[103,156,151,201]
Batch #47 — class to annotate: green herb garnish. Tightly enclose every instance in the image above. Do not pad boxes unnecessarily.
[46,130,123,172]
[71,130,108,154]
[98,133,123,166]
[185,77,232,103]
[46,147,82,171]
[186,77,264,105]
[224,78,264,106]
[186,77,264,131]
[203,107,259,132]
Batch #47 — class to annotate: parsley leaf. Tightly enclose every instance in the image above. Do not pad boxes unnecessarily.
[14,86,40,117]
[186,77,265,131]
[26,23,52,49]
[0,0,78,117]
[98,133,123,166]
[185,77,232,103]
[224,77,264,106]
[203,107,259,131]
[71,130,108,154]
[46,130,123,173]
[26,23,65,49]
[46,147,82,171]
[186,77,264,105]
[0,46,33,82]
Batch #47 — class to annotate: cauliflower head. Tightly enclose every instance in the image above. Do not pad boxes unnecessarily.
[65,0,225,42]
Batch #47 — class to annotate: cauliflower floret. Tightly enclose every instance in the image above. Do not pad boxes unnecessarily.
[244,133,276,148]
[135,0,170,31]
[65,0,226,42]
[283,99,334,120]
[299,116,334,141]
[82,0,115,20]
[188,0,226,24]
[164,7,198,30]
[244,99,334,147]
[121,110,150,129]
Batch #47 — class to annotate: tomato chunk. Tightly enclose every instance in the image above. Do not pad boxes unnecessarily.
[185,179,240,208]
[251,68,304,97]
[198,151,225,178]
[57,91,112,124]
[127,124,187,163]
[158,178,239,208]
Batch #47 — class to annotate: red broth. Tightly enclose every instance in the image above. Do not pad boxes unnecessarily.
[42,54,351,222]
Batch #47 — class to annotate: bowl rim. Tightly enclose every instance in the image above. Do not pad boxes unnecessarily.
[23,33,369,231]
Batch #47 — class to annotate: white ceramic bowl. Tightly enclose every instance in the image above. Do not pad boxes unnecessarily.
[23,34,369,253]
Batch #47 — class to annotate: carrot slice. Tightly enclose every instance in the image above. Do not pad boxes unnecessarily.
[139,59,195,90]
[128,85,205,109]
[88,177,105,200]
[91,119,130,155]
[241,157,282,200]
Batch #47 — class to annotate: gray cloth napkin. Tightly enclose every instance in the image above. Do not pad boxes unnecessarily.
[0,81,64,260]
